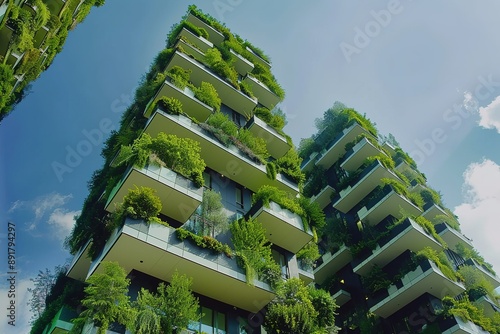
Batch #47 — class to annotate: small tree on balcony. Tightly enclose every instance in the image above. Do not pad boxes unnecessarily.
[197,189,228,238]
[132,271,199,334]
[70,261,132,334]
[114,186,162,226]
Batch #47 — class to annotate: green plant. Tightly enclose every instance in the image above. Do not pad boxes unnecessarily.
[251,63,285,100]
[416,247,459,282]
[362,264,391,293]
[157,96,183,115]
[132,271,200,334]
[204,48,239,88]
[442,296,498,333]
[198,189,228,237]
[274,147,305,186]
[413,216,447,248]
[266,161,277,180]
[206,111,238,137]
[71,262,133,334]
[117,186,162,224]
[167,20,209,47]
[455,243,496,276]
[237,128,269,160]
[420,188,442,206]
[297,242,320,269]
[166,65,191,89]
[194,81,221,112]
[230,217,274,286]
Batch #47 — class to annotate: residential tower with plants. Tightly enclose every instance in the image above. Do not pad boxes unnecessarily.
[31,6,337,334]
[300,102,500,333]
[0,0,104,121]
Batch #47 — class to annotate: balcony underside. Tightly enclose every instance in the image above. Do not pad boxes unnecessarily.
[246,116,290,159]
[66,241,92,282]
[298,267,315,285]
[144,78,214,121]
[178,27,213,53]
[250,201,312,253]
[332,289,351,307]
[333,163,399,213]
[105,166,203,224]
[353,219,443,276]
[311,185,335,209]
[316,123,372,170]
[358,191,423,226]
[421,204,448,222]
[341,138,382,172]
[166,51,257,117]
[242,75,280,109]
[314,245,352,285]
[370,264,465,318]
[89,221,275,313]
[437,224,473,252]
[441,315,491,334]
[144,110,298,195]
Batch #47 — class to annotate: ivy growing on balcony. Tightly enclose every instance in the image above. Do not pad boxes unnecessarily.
[442,296,500,333]
[416,247,461,282]
[230,217,281,288]
[175,228,232,258]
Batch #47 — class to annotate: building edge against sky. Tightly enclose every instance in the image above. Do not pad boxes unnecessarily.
[30,4,500,334]
[0,0,104,122]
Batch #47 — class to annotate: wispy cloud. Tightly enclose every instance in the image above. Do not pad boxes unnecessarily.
[478,95,500,133]
[8,192,76,241]
[48,208,81,241]
[454,159,500,274]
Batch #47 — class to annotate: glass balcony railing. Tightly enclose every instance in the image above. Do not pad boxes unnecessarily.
[88,218,275,313]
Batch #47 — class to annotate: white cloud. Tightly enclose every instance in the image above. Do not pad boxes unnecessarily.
[0,278,35,334]
[48,208,81,241]
[8,192,74,234]
[478,95,500,133]
[454,159,500,275]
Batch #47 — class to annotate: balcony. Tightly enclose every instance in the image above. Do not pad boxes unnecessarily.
[245,46,271,69]
[310,185,336,209]
[340,137,383,172]
[369,259,465,318]
[300,151,318,174]
[178,27,214,53]
[421,203,449,222]
[357,185,423,226]
[174,38,206,63]
[435,223,473,252]
[186,12,225,46]
[242,74,280,109]
[166,50,257,117]
[41,307,77,334]
[332,289,352,307]
[44,0,66,16]
[245,115,291,159]
[80,321,123,334]
[144,110,299,195]
[231,49,254,76]
[382,141,397,156]
[297,259,315,285]
[66,240,92,281]
[353,218,444,276]
[463,258,500,288]
[104,164,203,223]
[316,123,374,170]
[247,200,312,253]
[439,314,490,334]
[87,218,275,313]
[314,244,352,285]
[143,77,214,122]
[332,160,400,213]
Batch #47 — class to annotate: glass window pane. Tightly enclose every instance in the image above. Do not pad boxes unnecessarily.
[201,307,213,333]
[216,312,226,333]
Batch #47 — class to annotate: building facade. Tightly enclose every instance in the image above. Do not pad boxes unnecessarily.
[0,0,104,121]
[32,6,500,334]
[301,103,500,333]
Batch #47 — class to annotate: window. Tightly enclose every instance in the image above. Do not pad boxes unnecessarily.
[203,171,212,189]
[188,306,226,334]
[272,248,289,279]
[235,185,244,209]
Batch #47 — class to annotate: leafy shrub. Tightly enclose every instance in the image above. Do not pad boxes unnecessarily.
[194,81,221,112]
[157,96,183,115]
[266,161,277,180]
[362,264,391,293]
[420,188,442,206]
[416,247,459,282]
[414,216,447,247]
[297,242,320,269]
[274,147,305,186]
[119,186,162,223]
[251,63,285,99]
[204,48,239,88]
[237,128,269,160]
[166,65,191,89]
[167,20,209,47]
[206,111,238,137]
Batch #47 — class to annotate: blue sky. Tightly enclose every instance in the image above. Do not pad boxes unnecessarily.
[2,1,500,332]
